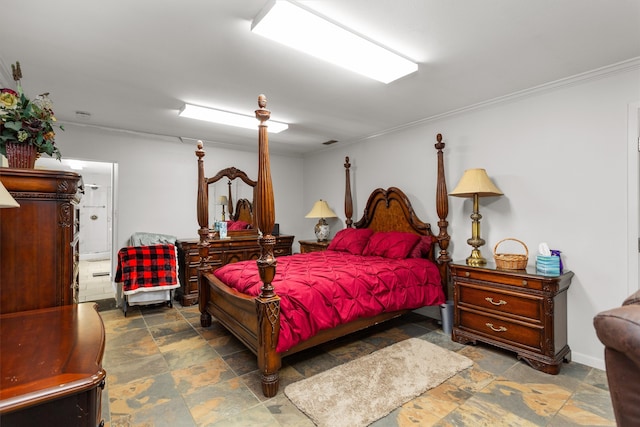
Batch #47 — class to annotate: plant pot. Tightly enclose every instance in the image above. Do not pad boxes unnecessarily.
[5,142,38,168]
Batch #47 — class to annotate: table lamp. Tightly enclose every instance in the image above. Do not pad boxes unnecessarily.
[0,181,19,208]
[219,195,228,221]
[450,168,503,266]
[305,199,337,241]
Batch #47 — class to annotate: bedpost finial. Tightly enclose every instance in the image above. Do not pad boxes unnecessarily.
[256,94,270,123]
[435,133,445,150]
[196,139,205,161]
[258,94,267,109]
[196,140,206,158]
[344,156,350,168]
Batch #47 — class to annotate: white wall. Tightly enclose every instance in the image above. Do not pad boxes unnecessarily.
[54,126,306,253]
[302,65,640,370]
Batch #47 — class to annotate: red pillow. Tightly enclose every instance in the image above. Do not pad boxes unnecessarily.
[327,228,374,255]
[363,231,421,259]
[227,220,251,231]
[409,235,434,259]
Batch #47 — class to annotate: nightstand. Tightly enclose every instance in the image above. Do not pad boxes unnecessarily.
[299,239,330,253]
[450,262,574,374]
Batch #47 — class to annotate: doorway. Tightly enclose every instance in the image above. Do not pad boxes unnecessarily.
[38,157,117,302]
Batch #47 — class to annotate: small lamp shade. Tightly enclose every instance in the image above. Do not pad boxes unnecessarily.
[0,181,19,208]
[450,168,503,198]
[305,200,337,241]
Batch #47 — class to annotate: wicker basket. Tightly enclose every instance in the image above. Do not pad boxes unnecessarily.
[493,238,528,270]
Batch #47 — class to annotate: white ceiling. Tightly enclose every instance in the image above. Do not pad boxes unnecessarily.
[1,0,639,158]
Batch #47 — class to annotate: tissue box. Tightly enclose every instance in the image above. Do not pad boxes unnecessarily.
[536,255,560,276]
[215,221,228,239]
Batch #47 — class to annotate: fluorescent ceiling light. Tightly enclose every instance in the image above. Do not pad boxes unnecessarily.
[67,160,84,170]
[179,104,289,133]
[252,0,418,84]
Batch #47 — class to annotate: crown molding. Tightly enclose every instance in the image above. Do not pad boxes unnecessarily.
[345,57,640,146]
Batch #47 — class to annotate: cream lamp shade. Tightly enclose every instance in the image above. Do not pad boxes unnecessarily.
[0,181,19,208]
[450,168,503,266]
[305,200,338,242]
[305,200,338,219]
[450,168,503,197]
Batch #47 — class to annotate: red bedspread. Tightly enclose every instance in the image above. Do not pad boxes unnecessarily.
[115,244,179,294]
[213,250,444,352]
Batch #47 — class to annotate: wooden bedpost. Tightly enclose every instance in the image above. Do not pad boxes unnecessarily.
[434,133,451,298]
[344,156,354,228]
[196,141,213,327]
[254,94,282,397]
[227,180,234,219]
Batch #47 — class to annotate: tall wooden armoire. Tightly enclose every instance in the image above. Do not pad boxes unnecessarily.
[0,168,83,314]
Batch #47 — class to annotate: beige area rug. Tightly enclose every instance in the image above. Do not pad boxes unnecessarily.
[284,337,473,427]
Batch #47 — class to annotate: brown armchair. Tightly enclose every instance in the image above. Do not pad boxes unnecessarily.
[593,289,640,427]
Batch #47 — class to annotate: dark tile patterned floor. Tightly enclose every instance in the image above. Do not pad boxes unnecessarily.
[98,302,615,426]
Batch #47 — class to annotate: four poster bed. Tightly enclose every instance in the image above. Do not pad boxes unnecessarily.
[195,95,451,397]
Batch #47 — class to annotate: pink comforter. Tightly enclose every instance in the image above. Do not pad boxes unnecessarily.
[213,250,444,352]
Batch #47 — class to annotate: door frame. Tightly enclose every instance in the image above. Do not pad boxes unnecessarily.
[628,101,639,294]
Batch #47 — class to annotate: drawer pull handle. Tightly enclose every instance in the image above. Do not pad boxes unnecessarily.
[485,297,507,306]
[522,280,528,286]
[465,272,470,277]
[486,323,507,332]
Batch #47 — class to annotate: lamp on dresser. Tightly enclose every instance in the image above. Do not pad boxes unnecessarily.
[219,195,228,221]
[450,168,503,266]
[305,199,337,242]
[0,181,19,208]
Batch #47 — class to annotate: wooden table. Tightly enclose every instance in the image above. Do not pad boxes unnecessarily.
[0,303,106,426]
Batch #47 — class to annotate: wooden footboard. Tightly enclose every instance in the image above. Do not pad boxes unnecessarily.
[197,95,449,397]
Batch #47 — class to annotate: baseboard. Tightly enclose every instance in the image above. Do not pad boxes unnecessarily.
[571,351,605,371]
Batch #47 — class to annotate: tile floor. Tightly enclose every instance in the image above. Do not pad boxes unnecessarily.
[97,303,616,426]
[79,259,115,302]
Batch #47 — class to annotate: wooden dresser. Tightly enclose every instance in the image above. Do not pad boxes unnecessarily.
[176,234,294,306]
[0,168,82,314]
[0,303,106,427]
[451,262,573,374]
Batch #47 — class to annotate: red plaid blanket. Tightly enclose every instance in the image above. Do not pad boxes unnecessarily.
[115,244,178,294]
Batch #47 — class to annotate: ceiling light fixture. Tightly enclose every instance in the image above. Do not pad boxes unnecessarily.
[251,0,418,84]
[179,104,289,133]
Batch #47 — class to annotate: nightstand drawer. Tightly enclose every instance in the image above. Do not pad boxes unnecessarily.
[299,239,330,253]
[274,246,292,256]
[458,282,543,323]
[459,309,543,351]
[455,268,543,290]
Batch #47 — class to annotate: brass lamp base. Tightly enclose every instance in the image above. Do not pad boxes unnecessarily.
[466,248,487,266]
[465,193,487,266]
